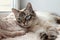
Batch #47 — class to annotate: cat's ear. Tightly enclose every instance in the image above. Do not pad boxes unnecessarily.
[12,8,19,14]
[26,2,34,12]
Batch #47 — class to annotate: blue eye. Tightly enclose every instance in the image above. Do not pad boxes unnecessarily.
[25,15,31,21]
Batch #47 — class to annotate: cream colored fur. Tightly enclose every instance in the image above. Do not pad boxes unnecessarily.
[0,13,26,39]
[1,11,60,40]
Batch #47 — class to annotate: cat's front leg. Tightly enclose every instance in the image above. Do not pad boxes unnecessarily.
[6,30,26,37]
[47,27,59,40]
[40,27,59,40]
[0,32,7,40]
[40,32,48,40]
[0,29,26,38]
[47,31,58,40]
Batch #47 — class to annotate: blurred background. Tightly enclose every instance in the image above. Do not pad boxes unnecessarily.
[0,0,60,16]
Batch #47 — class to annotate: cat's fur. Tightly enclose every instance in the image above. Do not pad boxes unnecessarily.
[12,3,59,40]
[0,11,26,39]
[0,2,59,40]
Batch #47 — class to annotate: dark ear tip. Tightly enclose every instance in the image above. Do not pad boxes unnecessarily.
[26,2,33,11]
[27,2,32,7]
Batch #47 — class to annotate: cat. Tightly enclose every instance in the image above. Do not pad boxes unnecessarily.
[0,2,59,40]
[12,3,59,40]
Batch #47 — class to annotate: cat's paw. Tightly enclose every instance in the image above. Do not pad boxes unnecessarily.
[9,30,26,37]
[40,32,57,40]
[0,33,7,39]
[48,34,57,40]
[40,32,48,40]
[47,28,59,40]
[47,31,57,40]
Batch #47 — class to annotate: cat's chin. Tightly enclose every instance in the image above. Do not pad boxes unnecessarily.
[20,25,30,28]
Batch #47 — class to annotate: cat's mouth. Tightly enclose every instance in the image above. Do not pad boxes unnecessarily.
[17,21,31,28]
[22,25,28,27]
[18,24,30,28]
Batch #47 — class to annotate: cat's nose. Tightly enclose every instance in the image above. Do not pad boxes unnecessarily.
[24,23,27,26]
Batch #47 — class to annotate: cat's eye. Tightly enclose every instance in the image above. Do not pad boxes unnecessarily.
[25,15,32,21]
[18,18,22,22]
[18,18,20,20]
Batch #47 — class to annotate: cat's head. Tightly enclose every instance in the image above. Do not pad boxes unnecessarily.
[12,3,36,28]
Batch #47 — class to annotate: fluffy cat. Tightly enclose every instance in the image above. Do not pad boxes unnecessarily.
[12,3,59,40]
[0,2,59,40]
